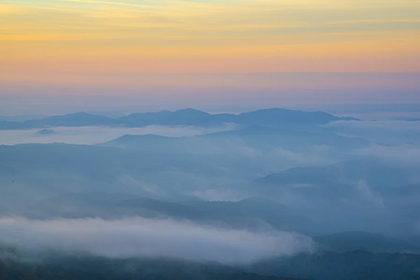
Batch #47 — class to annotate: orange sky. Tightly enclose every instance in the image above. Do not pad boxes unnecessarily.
[0,0,419,108]
[1,0,420,75]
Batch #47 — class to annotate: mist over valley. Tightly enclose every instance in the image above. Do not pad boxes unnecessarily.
[0,107,420,279]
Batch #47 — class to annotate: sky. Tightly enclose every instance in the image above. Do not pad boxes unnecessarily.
[1,0,420,114]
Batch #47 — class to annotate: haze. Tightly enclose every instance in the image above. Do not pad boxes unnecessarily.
[1,0,420,279]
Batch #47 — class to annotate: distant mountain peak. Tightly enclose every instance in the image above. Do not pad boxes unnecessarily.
[0,107,357,130]
[174,108,210,116]
[69,111,89,116]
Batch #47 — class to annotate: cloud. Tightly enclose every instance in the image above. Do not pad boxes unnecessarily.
[326,120,420,145]
[356,144,420,166]
[189,188,249,202]
[0,217,314,264]
[0,124,236,145]
[328,120,420,131]
[355,180,384,205]
[272,147,333,166]
[117,175,166,197]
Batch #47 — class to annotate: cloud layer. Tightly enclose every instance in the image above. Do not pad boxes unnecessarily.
[0,217,314,264]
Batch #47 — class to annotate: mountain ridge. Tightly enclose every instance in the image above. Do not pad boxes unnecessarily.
[0,108,358,130]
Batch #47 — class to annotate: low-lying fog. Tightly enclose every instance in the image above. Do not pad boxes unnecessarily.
[0,124,236,145]
[0,217,313,264]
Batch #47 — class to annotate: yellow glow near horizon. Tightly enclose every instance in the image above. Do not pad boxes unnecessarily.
[1,0,420,76]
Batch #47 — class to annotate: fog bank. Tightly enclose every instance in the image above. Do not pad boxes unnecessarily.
[0,217,314,264]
